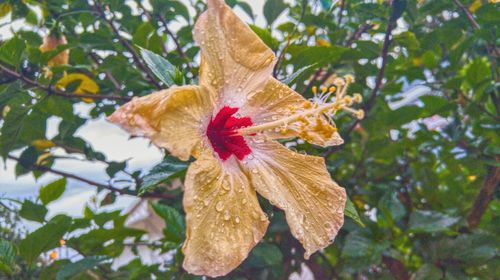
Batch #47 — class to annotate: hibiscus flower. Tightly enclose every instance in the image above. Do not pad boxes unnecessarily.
[108,0,363,277]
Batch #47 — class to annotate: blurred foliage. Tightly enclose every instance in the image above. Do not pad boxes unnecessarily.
[0,0,499,279]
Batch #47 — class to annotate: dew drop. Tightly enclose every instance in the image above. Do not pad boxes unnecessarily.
[251,169,258,174]
[223,210,230,221]
[203,199,210,206]
[215,201,224,212]
[235,216,240,224]
[241,198,247,205]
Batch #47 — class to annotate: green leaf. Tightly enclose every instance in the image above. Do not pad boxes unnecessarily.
[461,57,491,88]
[139,47,183,87]
[281,64,317,86]
[292,46,348,68]
[0,238,16,275]
[56,256,109,280]
[345,196,365,227]
[139,156,188,195]
[408,210,459,233]
[18,146,38,168]
[247,243,283,267]
[263,0,287,26]
[415,264,442,280]
[19,215,72,266]
[0,37,26,66]
[151,203,185,244]
[39,178,67,205]
[19,200,47,223]
[105,161,126,177]
[249,25,279,50]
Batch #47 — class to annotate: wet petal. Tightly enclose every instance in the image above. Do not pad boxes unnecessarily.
[244,140,346,258]
[240,78,343,147]
[107,86,215,160]
[194,0,275,106]
[182,153,269,277]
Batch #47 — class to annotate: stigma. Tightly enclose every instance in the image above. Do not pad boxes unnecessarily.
[206,106,253,161]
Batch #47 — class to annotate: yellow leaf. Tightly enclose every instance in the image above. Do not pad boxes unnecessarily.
[412,57,423,66]
[0,3,11,18]
[56,73,100,103]
[32,139,56,150]
[316,38,331,47]
[36,152,52,165]
[469,0,482,13]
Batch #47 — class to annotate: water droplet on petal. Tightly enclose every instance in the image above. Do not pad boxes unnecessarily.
[223,210,230,220]
[215,201,224,212]
[241,198,247,205]
[235,216,240,224]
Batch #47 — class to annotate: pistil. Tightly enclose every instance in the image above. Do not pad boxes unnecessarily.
[238,95,364,136]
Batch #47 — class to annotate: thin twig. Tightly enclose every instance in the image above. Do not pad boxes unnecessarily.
[88,52,122,91]
[467,157,500,229]
[0,64,131,101]
[273,1,307,77]
[345,23,375,46]
[93,0,162,89]
[323,1,397,158]
[7,155,176,200]
[336,0,346,27]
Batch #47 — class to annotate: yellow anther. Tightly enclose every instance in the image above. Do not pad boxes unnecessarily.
[353,93,363,103]
[334,78,345,87]
[329,86,336,93]
[356,110,365,120]
[344,96,353,105]
[297,115,309,124]
[321,87,327,94]
[288,105,297,114]
[312,86,318,94]
[345,74,355,83]
[280,127,288,135]
[302,101,313,109]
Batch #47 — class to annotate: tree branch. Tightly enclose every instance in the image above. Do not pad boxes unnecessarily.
[93,0,162,90]
[323,5,397,158]
[467,157,500,229]
[7,155,176,200]
[0,64,132,102]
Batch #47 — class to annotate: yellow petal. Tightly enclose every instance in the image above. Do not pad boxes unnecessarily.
[194,0,275,103]
[182,152,269,277]
[244,140,346,258]
[241,78,343,146]
[56,73,99,103]
[108,86,215,161]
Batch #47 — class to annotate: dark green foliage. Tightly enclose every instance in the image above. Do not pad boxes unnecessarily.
[0,0,499,279]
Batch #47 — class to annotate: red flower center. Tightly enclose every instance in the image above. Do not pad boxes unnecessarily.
[206,106,253,161]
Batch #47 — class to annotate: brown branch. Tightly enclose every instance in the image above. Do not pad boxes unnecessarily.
[93,0,162,89]
[452,0,500,73]
[158,14,190,62]
[346,23,375,46]
[451,0,480,29]
[323,6,397,158]
[336,0,346,27]
[467,157,500,229]
[382,256,410,280]
[7,155,176,200]
[88,52,122,91]
[0,64,132,102]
